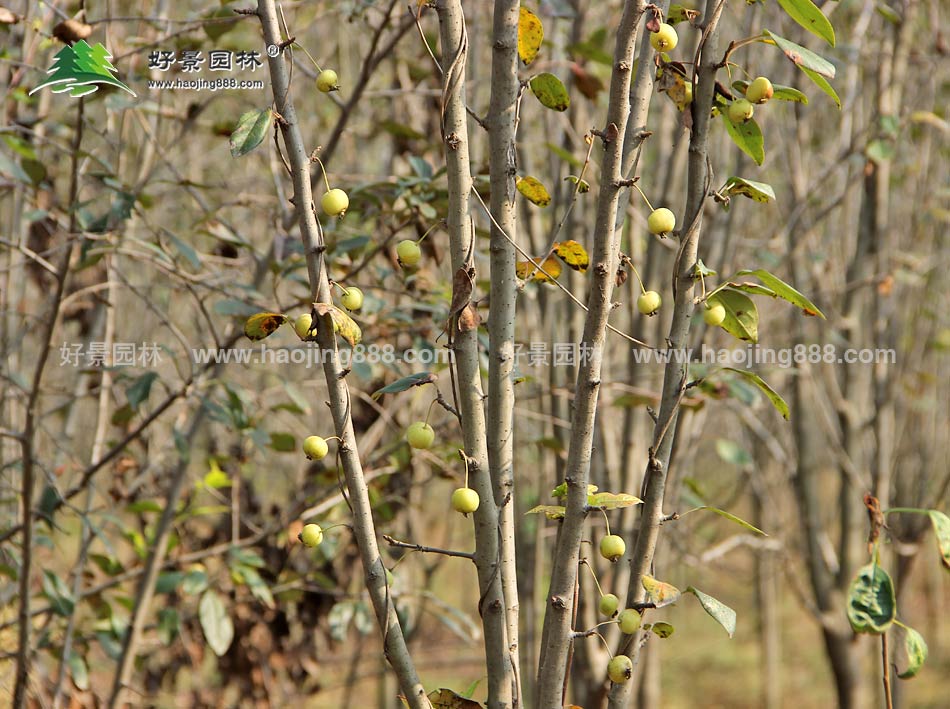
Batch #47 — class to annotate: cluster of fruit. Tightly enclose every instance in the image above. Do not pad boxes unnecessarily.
[597,532,639,683]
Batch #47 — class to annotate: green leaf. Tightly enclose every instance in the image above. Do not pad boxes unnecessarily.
[721,110,765,165]
[641,574,681,608]
[686,586,737,638]
[801,67,841,108]
[526,504,566,520]
[68,652,89,691]
[847,563,895,633]
[42,570,75,616]
[516,175,552,207]
[587,492,643,509]
[529,73,571,111]
[715,289,759,343]
[896,625,928,679]
[765,31,835,77]
[127,372,159,410]
[651,621,675,638]
[715,439,752,467]
[89,553,124,576]
[929,510,950,571]
[371,371,437,400]
[775,0,835,46]
[269,432,295,452]
[696,505,768,535]
[199,590,234,656]
[518,7,544,65]
[721,367,790,420]
[735,268,825,318]
[722,176,775,203]
[157,607,180,645]
[229,108,273,158]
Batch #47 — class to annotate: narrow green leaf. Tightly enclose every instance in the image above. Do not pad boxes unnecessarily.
[68,652,89,691]
[775,0,836,46]
[696,505,768,535]
[715,289,759,343]
[765,31,836,77]
[529,73,571,111]
[686,586,737,638]
[526,504,566,520]
[127,372,159,410]
[371,372,437,399]
[896,625,928,679]
[721,111,765,165]
[801,67,841,108]
[735,268,825,318]
[199,590,234,656]
[587,492,643,509]
[721,367,791,420]
[847,563,896,633]
[229,108,273,158]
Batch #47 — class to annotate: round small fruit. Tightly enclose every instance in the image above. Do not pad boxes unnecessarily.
[298,523,324,547]
[303,435,329,461]
[316,69,339,93]
[294,313,314,340]
[340,287,364,312]
[728,98,755,123]
[619,608,642,634]
[607,654,634,684]
[637,290,662,316]
[396,239,422,268]
[746,76,774,104]
[321,188,349,217]
[648,207,676,235]
[599,593,620,617]
[451,487,480,515]
[703,302,726,326]
[650,22,678,52]
[600,534,626,562]
[406,421,435,450]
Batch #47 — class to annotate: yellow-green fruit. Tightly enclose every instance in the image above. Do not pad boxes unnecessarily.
[294,313,314,340]
[607,654,634,683]
[303,435,329,460]
[340,287,364,312]
[619,608,642,634]
[321,188,349,217]
[703,303,726,326]
[299,523,324,547]
[406,421,435,449]
[650,23,678,52]
[316,69,339,93]
[637,290,662,316]
[451,487,480,514]
[396,239,422,267]
[746,76,774,104]
[600,534,626,562]
[728,98,755,123]
[599,593,620,617]
[648,207,676,235]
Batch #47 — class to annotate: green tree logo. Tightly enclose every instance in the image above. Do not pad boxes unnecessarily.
[30,40,136,98]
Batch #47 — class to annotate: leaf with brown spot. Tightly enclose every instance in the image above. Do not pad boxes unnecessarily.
[517,6,544,66]
[516,256,562,283]
[427,688,482,709]
[553,240,589,272]
[243,312,287,341]
[516,175,552,207]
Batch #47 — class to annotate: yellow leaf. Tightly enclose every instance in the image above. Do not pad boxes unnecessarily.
[516,175,551,207]
[243,312,287,341]
[428,688,482,709]
[517,7,543,66]
[642,574,682,608]
[313,303,362,346]
[553,240,589,272]
[516,256,561,283]
[526,505,566,520]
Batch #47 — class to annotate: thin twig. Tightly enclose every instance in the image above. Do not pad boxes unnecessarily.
[382,534,475,560]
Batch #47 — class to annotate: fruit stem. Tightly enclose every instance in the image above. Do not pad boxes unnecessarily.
[628,261,647,295]
[581,558,605,597]
[632,183,655,212]
[602,509,611,537]
[312,155,332,193]
[417,219,445,245]
[291,41,322,73]
[424,399,438,427]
